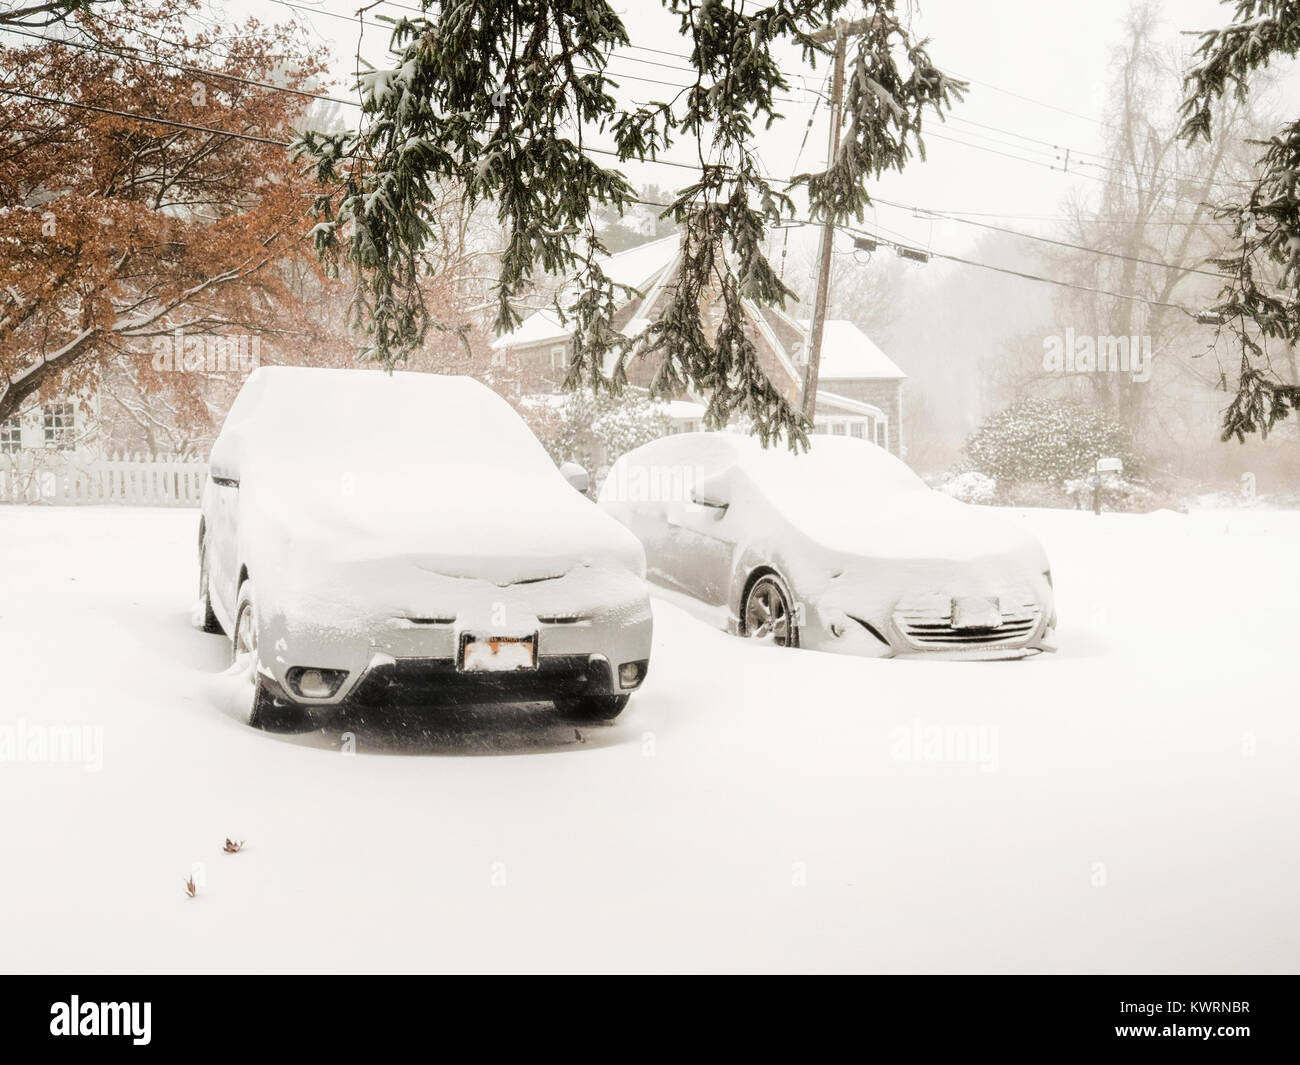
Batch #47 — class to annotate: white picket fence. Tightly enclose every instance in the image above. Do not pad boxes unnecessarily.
[0,452,208,506]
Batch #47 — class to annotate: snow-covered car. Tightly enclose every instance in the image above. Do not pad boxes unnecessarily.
[599,432,1056,660]
[199,367,652,729]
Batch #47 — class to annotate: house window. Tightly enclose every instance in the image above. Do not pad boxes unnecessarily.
[549,345,567,372]
[43,402,75,450]
[830,422,847,435]
[849,422,867,439]
[0,415,20,454]
[874,420,885,447]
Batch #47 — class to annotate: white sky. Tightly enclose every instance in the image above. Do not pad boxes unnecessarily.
[211,0,1295,270]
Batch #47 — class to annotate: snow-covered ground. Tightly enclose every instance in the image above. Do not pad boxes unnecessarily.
[1,503,1297,973]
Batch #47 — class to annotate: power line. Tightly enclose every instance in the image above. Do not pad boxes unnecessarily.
[251,5,1257,203]
[256,2,1257,199]
[943,68,1109,129]
[612,39,1255,194]
[3,46,1230,259]
[590,135,1229,226]
[2,62,1226,320]
[622,40,1107,137]
[884,205,1226,226]
[843,220,1193,313]
[869,196,1231,280]
[576,61,814,107]
[0,85,293,145]
[268,0,390,32]
[0,23,359,110]
[611,53,1251,196]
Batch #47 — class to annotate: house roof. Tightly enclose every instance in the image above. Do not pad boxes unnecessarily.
[660,398,708,421]
[816,391,887,418]
[490,235,680,351]
[492,235,905,386]
[793,319,906,381]
[601,233,682,288]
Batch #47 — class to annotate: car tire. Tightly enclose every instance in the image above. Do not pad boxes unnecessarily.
[742,572,799,647]
[198,542,223,635]
[232,581,315,734]
[555,694,630,721]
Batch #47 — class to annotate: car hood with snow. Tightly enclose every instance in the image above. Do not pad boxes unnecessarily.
[720,438,1049,569]
[247,460,644,589]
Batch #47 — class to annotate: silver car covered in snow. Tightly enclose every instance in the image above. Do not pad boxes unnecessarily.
[199,367,652,729]
[599,432,1056,660]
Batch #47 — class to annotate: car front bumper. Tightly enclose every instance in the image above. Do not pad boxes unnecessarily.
[799,581,1056,660]
[258,651,641,709]
[253,575,653,708]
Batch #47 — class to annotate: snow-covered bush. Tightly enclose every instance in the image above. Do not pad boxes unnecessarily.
[1000,480,1071,508]
[1063,475,1185,513]
[514,390,672,479]
[938,470,997,504]
[962,399,1139,488]
[1063,477,1094,509]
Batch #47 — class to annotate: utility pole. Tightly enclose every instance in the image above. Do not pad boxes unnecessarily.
[800,20,851,423]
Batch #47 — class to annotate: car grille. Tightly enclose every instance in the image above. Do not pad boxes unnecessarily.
[892,591,1041,649]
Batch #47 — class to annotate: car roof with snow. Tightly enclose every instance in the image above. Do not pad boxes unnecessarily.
[642,430,924,491]
[219,367,554,474]
[734,433,923,490]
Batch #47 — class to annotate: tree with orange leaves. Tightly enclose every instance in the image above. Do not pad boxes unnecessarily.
[0,0,331,431]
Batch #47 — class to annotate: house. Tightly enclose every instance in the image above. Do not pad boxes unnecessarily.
[1,334,258,462]
[492,235,907,454]
[0,396,99,458]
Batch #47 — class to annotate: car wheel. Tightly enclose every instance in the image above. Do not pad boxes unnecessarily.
[743,572,799,647]
[198,542,224,635]
[232,582,315,733]
[554,694,630,722]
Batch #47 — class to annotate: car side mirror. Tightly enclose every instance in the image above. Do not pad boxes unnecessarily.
[559,461,589,494]
[208,459,239,488]
[208,434,240,488]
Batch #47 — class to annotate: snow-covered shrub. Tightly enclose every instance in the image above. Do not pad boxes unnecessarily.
[1064,475,1185,513]
[1063,477,1095,509]
[514,390,672,478]
[999,480,1070,508]
[962,399,1139,489]
[938,470,997,504]
[1108,478,1155,510]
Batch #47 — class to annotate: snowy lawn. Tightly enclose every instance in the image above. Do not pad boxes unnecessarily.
[1,503,1297,973]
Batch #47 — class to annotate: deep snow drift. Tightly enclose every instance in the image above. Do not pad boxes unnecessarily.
[0,503,1297,973]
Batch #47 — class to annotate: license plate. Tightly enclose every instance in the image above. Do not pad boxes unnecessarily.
[952,596,1001,630]
[458,633,538,672]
